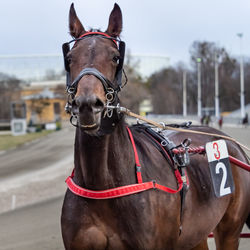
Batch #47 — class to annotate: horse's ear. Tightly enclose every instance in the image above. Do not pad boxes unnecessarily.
[106,3,122,37]
[69,3,85,38]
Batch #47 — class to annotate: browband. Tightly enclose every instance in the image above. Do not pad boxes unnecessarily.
[76,31,119,46]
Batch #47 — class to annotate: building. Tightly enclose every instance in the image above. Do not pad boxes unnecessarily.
[21,80,68,124]
[225,103,250,119]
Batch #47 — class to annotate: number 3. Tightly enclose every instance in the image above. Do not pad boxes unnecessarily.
[215,162,231,196]
[213,142,220,160]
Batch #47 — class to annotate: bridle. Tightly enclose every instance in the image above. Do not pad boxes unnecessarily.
[62,31,127,132]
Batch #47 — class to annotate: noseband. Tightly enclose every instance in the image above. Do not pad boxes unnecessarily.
[67,67,120,96]
[62,31,127,133]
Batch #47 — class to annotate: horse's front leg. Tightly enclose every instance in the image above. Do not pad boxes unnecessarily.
[213,228,241,250]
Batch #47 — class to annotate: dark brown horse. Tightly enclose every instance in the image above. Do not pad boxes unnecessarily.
[61,3,250,249]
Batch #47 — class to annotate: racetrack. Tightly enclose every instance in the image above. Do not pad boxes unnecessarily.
[0,124,249,249]
[0,196,64,250]
[0,124,75,179]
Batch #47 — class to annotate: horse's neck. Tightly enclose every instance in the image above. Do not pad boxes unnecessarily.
[74,123,135,190]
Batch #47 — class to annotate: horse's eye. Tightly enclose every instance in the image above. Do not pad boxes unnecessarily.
[67,56,72,65]
[112,56,120,64]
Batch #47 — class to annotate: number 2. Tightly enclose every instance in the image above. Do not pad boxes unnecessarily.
[215,162,231,196]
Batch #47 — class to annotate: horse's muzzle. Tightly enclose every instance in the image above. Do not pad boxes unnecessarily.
[72,95,105,133]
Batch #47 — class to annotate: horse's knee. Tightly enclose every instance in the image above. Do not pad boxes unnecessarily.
[214,229,240,250]
[214,236,239,250]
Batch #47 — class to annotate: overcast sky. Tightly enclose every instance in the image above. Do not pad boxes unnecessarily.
[1,0,250,66]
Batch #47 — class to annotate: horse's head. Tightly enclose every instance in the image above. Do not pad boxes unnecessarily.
[63,3,125,135]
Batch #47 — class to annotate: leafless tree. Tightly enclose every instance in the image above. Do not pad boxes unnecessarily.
[149,67,183,114]
[0,73,22,121]
[119,53,149,113]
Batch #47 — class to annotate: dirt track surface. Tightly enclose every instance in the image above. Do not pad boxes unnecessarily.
[0,124,249,249]
[0,196,64,250]
[0,125,75,179]
[0,124,74,214]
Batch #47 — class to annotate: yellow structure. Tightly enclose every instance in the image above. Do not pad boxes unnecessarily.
[21,80,69,124]
[139,99,153,116]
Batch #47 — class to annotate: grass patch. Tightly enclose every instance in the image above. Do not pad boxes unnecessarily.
[0,130,53,151]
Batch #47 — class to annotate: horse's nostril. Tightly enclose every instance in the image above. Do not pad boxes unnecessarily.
[73,96,104,113]
[94,98,104,109]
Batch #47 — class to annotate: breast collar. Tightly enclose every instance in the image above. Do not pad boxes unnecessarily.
[65,126,184,199]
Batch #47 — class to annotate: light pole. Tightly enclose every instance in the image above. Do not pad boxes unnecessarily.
[197,58,202,117]
[215,52,220,118]
[183,71,187,117]
[237,33,245,119]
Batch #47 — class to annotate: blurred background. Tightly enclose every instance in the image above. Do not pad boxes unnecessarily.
[1,0,250,128]
[0,1,249,249]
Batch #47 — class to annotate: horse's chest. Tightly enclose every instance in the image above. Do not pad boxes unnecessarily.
[72,225,126,250]
[62,189,179,249]
[62,198,129,249]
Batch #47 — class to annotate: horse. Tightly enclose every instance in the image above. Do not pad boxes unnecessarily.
[61,3,250,249]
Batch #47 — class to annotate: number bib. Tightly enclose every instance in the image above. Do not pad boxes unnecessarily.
[206,140,235,197]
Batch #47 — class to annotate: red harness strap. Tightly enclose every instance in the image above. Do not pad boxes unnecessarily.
[65,127,183,199]
[66,176,155,199]
[173,146,250,172]
[126,126,143,183]
[77,31,118,47]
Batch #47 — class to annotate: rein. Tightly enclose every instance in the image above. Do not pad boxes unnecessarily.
[107,105,250,153]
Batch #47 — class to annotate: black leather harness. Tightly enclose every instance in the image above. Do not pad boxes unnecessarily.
[62,31,127,134]
[131,123,191,234]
